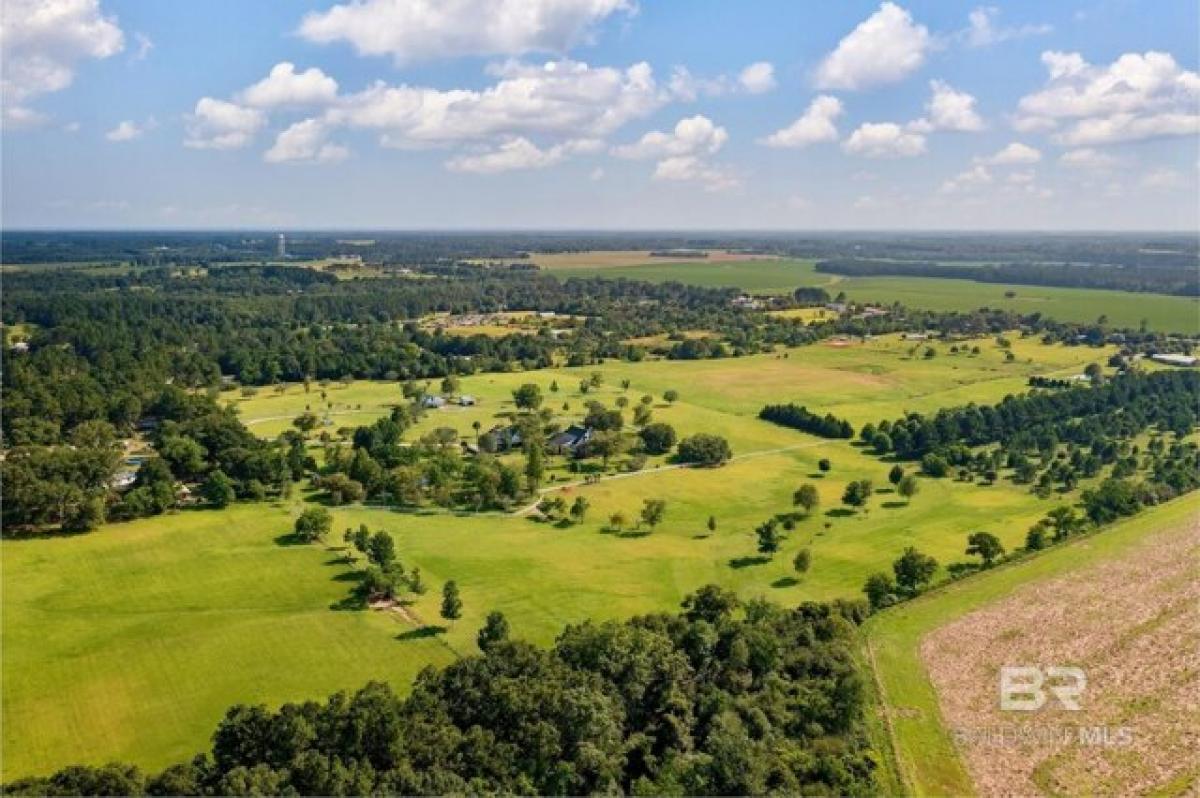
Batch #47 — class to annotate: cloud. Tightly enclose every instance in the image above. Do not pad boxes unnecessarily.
[264,118,349,163]
[738,62,776,94]
[298,0,634,64]
[1015,50,1200,145]
[1059,148,1116,170]
[908,80,984,132]
[131,32,153,61]
[184,97,266,150]
[613,114,727,159]
[761,95,843,148]
[1140,168,1184,190]
[1,0,124,122]
[939,164,992,193]
[328,59,665,148]
[445,136,600,173]
[815,2,930,91]
[843,122,926,158]
[652,155,738,192]
[238,62,339,108]
[614,115,733,190]
[106,119,143,141]
[963,6,1051,47]
[978,141,1041,165]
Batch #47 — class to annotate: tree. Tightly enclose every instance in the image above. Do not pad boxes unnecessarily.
[818,458,832,473]
[440,580,462,625]
[892,547,938,594]
[524,444,545,490]
[1046,505,1081,542]
[793,548,811,575]
[587,430,625,467]
[841,479,873,510]
[608,512,628,533]
[888,464,904,486]
[896,474,919,503]
[707,515,717,533]
[440,375,460,396]
[681,584,738,623]
[367,530,396,568]
[350,524,370,554]
[569,496,590,524]
[639,498,667,531]
[512,383,543,412]
[965,531,1004,566]
[1025,522,1048,551]
[756,519,782,556]
[202,469,236,508]
[293,411,320,433]
[663,389,679,404]
[676,434,732,466]
[793,483,820,514]
[638,423,677,455]
[920,453,950,478]
[294,507,332,543]
[63,495,106,533]
[863,572,897,610]
[632,403,653,427]
[476,610,510,652]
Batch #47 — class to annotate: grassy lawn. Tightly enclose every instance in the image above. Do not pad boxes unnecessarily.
[4,335,1131,779]
[861,493,1200,797]
[538,252,1199,333]
[0,504,456,780]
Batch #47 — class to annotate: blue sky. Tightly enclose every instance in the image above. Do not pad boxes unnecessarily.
[2,0,1197,229]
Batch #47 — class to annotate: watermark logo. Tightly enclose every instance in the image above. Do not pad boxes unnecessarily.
[999,665,1087,711]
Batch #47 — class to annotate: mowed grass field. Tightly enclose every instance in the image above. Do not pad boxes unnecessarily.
[1,505,457,779]
[0,334,1128,779]
[861,493,1200,797]
[537,251,1200,333]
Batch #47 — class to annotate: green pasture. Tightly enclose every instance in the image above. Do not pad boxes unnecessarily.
[0,504,456,780]
[541,256,1199,333]
[861,493,1200,797]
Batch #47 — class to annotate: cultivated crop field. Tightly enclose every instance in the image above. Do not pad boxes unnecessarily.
[534,250,1200,333]
[3,333,1127,778]
[862,494,1200,797]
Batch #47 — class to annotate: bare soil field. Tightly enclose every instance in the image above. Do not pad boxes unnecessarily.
[921,516,1200,796]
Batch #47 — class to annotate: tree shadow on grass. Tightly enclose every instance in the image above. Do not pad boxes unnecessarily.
[825,508,855,518]
[881,501,908,509]
[692,533,711,540]
[807,473,826,479]
[600,526,650,538]
[397,625,446,642]
[330,595,367,612]
[771,576,800,588]
[274,532,308,546]
[728,555,770,569]
[331,571,361,583]
[324,555,355,567]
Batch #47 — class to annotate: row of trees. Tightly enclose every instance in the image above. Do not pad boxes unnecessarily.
[758,404,854,439]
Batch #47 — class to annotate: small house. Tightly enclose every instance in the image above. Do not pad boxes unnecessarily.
[481,424,522,452]
[421,395,447,408]
[548,424,593,455]
[458,395,476,406]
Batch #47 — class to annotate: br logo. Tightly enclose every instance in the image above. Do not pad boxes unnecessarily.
[999,666,1086,711]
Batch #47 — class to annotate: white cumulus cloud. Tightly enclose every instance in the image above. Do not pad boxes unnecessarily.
[761,95,843,148]
[613,114,727,159]
[1059,148,1117,170]
[939,164,992,193]
[184,97,266,150]
[815,2,930,91]
[1015,50,1200,145]
[238,62,339,108]
[298,0,635,64]
[106,119,143,141]
[1,0,124,124]
[652,155,738,192]
[843,122,926,158]
[978,141,1041,165]
[908,80,984,132]
[264,118,349,163]
[738,61,776,94]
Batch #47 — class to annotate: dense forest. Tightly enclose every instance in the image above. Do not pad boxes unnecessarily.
[4,591,879,797]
